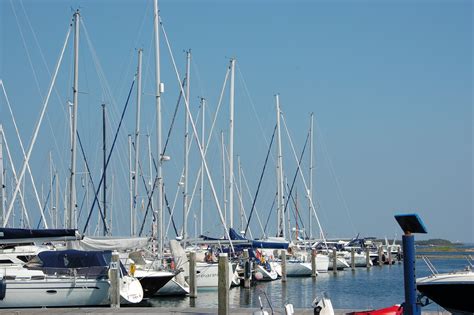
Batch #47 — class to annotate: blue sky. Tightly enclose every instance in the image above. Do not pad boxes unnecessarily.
[0,0,472,242]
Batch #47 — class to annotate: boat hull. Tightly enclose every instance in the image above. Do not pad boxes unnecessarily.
[0,278,109,308]
[417,272,474,313]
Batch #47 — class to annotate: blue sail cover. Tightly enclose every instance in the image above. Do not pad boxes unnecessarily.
[0,228,76,240]
[38,250,112,268]
[229,228,289,250]
[33,250,113,277]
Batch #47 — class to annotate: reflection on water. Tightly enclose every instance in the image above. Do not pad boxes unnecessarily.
[144,256,470,311]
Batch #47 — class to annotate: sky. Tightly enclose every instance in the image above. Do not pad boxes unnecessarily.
[0,0,472,243]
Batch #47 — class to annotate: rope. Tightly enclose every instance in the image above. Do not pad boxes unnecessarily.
[82,78,135,234]
[243,124,277,237]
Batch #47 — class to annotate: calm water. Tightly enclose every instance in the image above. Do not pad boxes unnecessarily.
[145,254,472,311]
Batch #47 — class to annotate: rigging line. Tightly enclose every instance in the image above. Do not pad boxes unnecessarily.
[164,186,179,237]
[82,78,135,234]
[76,131,107,231]
[243,124,277,237]
[316,119,357,235]
[0,127,31,228]
[236,64,274,153]
[19,1,71,175]
[281,115,327,245]
[164,183,180,238]
[35,174,56,229]
[286,182,309,240]
[263,195,277,236]
[161,17,235,253]
[1,79,50,226]
[3,23,71,228]
[138,175,158,236]
[283,129,310,216]
[162,77,186,155]
[9,0,44,103]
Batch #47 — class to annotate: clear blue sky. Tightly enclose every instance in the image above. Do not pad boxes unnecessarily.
[0,0,472,242]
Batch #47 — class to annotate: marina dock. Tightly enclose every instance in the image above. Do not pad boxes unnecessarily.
[0,308,451,315]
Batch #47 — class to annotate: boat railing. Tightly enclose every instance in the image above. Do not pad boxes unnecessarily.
[421,256,438,275]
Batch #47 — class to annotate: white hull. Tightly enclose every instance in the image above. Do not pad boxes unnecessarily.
[156,277,190,296]
[286,260,313,277]
[0,278,110,308]
[253,264,278,281]
[194,262,235,288]
[315,255,330,273]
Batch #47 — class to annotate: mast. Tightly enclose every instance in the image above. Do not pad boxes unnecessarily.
[102,104,107,236]
[133,48,143,237]
[238,155,244,233]
[0,126,4,226]
[153,0,163,255]
[221,131,227,225]
[275,94,285,238]
[309,113,314,239]
[228,58,235,228]
[128,134,133,236]
[183,50,191,242]
[199,97,205,236]
[68,10,80,229]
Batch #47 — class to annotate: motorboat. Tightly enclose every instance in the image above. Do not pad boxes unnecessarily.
[417,268,474,313]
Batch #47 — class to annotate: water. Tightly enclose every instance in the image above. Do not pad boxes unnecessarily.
[143,254,472,311]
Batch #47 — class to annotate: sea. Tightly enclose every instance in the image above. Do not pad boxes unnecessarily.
[143,250,473,312]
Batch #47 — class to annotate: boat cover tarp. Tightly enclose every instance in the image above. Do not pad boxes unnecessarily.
[69,236,149,251]
[229,228,289,249]
[24,250,114,277]
[0,227,76,240]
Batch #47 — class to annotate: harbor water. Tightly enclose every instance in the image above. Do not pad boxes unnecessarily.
[143,253,472,312]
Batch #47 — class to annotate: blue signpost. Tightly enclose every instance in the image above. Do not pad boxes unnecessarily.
[394,214,427,315]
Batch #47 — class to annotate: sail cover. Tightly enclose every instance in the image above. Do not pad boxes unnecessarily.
[0,228,76,240]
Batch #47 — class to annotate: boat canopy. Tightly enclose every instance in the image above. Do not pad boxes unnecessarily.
[69,236,150,251]
[0,228,77,240]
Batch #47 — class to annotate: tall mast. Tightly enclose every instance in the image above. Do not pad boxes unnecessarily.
[0,125,4,226]
[153,0,163,255]
[128,135,133,236]
[228,58,235,228]
[275,94,285,238]
[238,155,244,233]
[102,104,107,236]
[68,10,80,230]
[183,50,191,242]
[221,131,227,225]
[133,48,143,237]
[309,113,314,239]
[199,98,205,236]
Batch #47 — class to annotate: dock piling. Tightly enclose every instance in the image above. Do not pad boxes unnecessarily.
[351,248,355,270]
[366,247,371,268]
[311,249,317,277]
[243,249,251,288]
[189,251,197,298]
[281,250,287,282]
[109,251,120,308]
[332,248,337,274]
[378,246,383,266]
[218,253,229,315]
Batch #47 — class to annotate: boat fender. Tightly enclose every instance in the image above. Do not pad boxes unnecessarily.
[0,277,5,300]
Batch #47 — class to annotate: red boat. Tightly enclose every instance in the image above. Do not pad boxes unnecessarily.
[349,304,403,315]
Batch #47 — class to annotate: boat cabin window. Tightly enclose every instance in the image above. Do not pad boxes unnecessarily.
[0,259,14,264]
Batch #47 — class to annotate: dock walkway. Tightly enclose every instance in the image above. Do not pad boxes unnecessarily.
[0,308,450,314]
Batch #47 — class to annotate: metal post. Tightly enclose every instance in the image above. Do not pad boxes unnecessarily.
[351,248,355,270]
[402,234,420,315]
[332,248,337,274]
[243,249,251,288]
[388,246,393,265]
[366,247,371,268]
[189,251,197,298]
[281,250,287,282]
[378,246,383,266]
[218,253,229,315]
[311,249,317,277]
[109,252,120,308]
